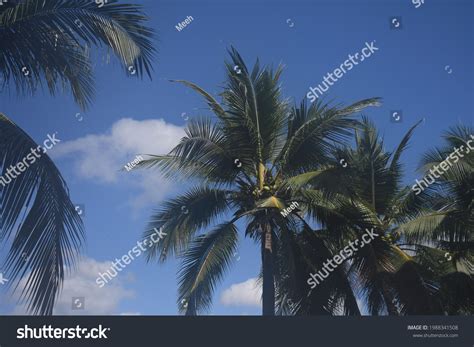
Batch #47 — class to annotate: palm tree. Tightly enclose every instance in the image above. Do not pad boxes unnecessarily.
[0,0,155,314]
[283,119,472,315]
[137,48,380,315]
[414,125,474,314]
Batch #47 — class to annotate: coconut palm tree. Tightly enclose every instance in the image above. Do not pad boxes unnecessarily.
[137,48,381,315]
[0,0,155,314]
[414,125,474,314]
[282,119,473,315]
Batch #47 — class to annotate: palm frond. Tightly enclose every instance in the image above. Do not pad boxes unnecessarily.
[0,0,156,109]
[0,113,84,315]
[144,186,230,262]
[177,222,238,315]
[278,98,380,174]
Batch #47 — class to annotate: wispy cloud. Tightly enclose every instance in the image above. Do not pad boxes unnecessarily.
[51,118,185,209]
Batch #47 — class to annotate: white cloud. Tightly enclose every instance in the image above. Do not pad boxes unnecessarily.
[51,118,185,208]
[10,257,135,315]
[219,278,262,308]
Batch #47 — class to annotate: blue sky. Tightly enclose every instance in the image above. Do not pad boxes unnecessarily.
[0,0,473,315]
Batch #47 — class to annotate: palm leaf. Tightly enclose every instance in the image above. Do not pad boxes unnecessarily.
[0,0,156,109]
[0,113,83,315]
[177,222,238,315]
[144,186,230,262]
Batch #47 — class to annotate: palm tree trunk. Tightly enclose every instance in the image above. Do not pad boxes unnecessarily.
[262,224,275,316]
